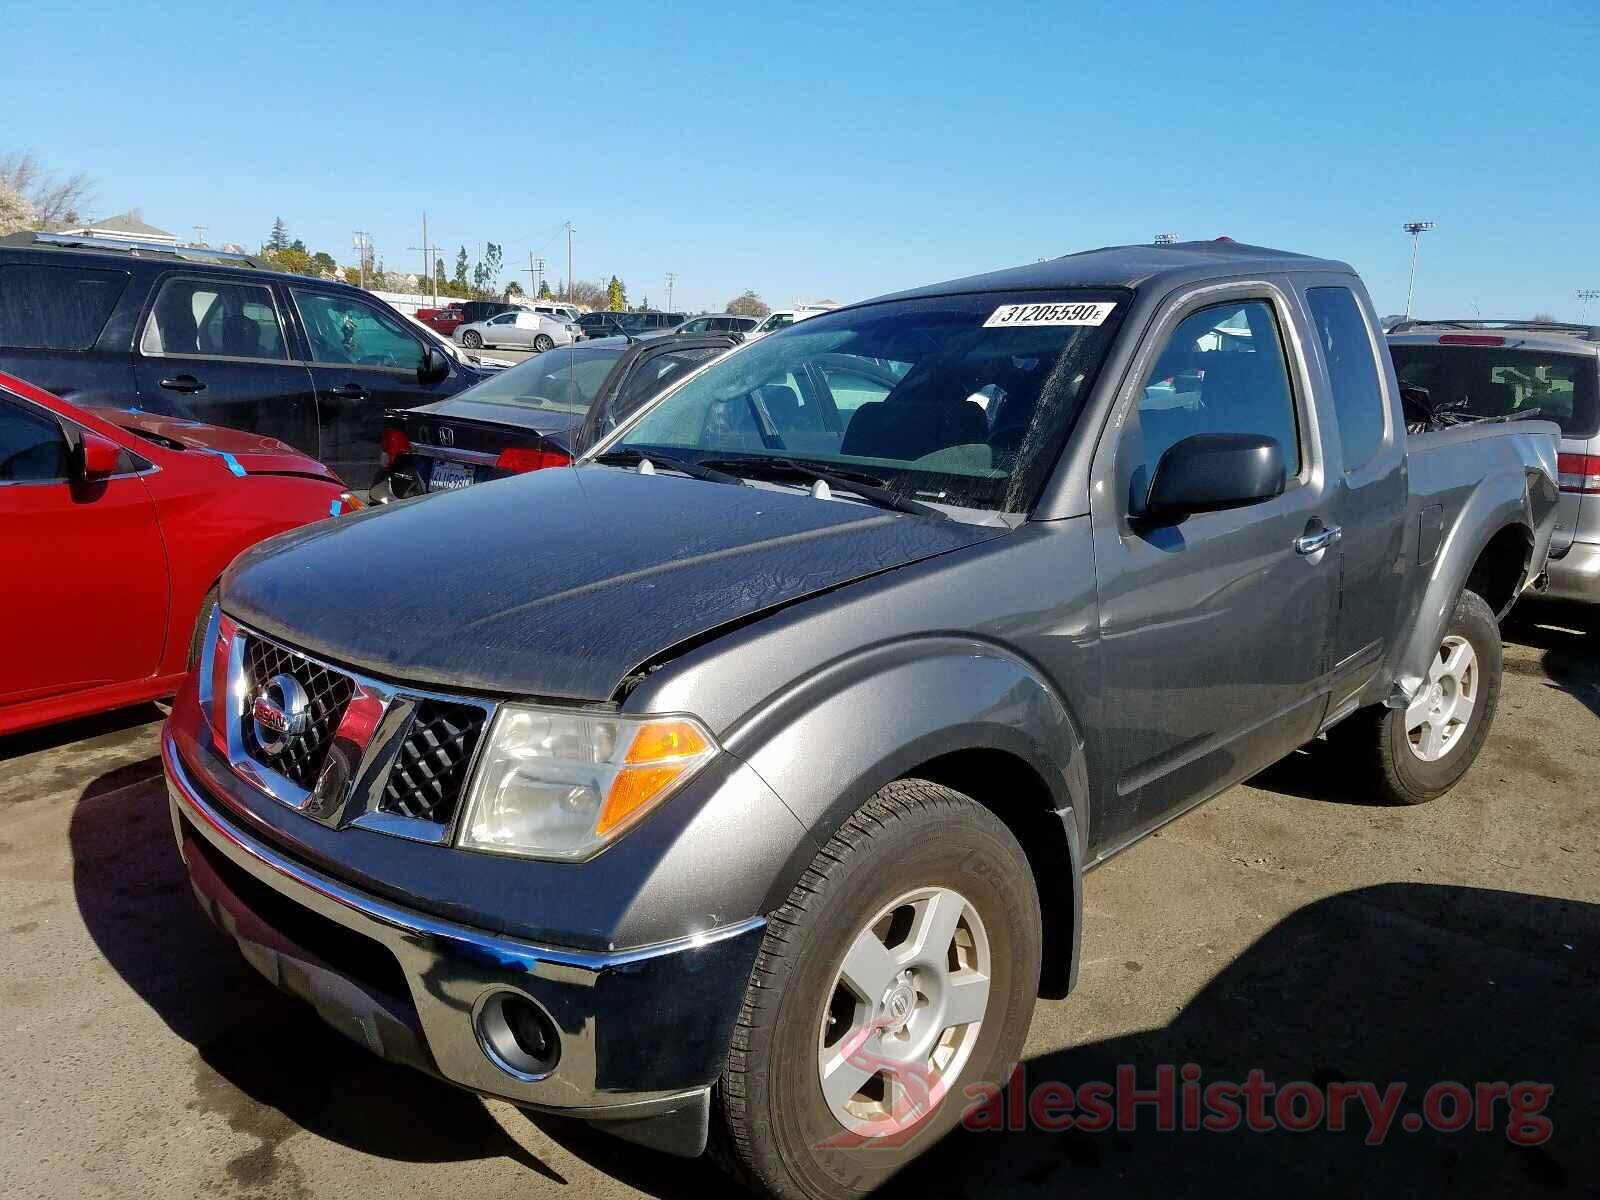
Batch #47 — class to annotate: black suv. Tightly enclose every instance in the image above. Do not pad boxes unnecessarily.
[576,310,687,339]
[0,232,482,487]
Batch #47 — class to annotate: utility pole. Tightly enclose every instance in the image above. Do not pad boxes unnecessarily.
[352,230,372,290]
[564,222,575,302]
[192,224,208,248]
[523,253,548,298]
[1402,221,1435,318]
[1578,289,1600,322]
[665,272,678,313]
[407,213,442,306]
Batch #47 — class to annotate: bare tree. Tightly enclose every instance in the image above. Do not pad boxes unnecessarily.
[0,150,93,228]
[566,278,609,310]
[726,289,771,318]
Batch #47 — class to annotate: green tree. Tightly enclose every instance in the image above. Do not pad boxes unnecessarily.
[726,289,770,318]
[483,242,503,292]
[311,250,337,276]
[607,275,626,312]
[268,217,288,252]
[453,245,470,289]
[434,257,448,292]
[505,280,523,297]
[536,278,552,300]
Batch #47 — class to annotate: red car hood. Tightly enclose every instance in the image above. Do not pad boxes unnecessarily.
[85,407,342,483]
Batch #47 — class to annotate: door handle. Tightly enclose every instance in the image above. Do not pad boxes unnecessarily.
[324,383,368,400]
[159,375,206,393]
[1295,524,1343,555]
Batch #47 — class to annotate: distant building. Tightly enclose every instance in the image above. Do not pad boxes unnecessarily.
[57,212,178,245]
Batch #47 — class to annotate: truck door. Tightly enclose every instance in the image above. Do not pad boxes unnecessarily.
[1297,279,1407,715]
[131,273,319,457]
[1089,286,1338,849]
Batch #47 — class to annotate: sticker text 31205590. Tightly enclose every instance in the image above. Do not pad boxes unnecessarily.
[983,301,1117,328]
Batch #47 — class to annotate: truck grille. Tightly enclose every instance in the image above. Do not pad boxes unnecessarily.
[378,701,488,826]
[241,634,356,790]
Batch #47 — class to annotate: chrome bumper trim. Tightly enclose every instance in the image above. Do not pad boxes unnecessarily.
[164,724,762,1111]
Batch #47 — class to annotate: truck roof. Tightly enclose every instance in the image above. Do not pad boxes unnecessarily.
[867,240,1354,308]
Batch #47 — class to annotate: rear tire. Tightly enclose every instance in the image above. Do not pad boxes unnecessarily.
[462,330,482,348]
[1337,588,1501,805]
[711,779,1042,1200]
[532,334,554,353]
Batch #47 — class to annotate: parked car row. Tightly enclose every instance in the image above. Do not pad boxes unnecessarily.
[0,231,484,488]
[152,240,1567,1200]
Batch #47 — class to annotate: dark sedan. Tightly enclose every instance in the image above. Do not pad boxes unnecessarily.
[372,334,734,501]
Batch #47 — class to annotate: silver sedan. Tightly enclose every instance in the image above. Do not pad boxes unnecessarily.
[454,310,578,352]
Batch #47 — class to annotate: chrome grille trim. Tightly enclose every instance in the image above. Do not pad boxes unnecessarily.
[217,621,497,845]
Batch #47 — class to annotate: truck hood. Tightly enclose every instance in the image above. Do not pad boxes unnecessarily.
[85,406,341,482]
[222,465,1004,701]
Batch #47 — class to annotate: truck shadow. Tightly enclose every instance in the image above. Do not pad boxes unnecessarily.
[524,884,1599,1199]
[67,768,564,1183]
[1504,604,1599,723]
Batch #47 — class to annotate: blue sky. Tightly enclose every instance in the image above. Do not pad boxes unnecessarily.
[6,0,1597,318]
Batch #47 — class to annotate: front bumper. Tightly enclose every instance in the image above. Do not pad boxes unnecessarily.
[163,725,763,1154]
[1543,539,1600,603]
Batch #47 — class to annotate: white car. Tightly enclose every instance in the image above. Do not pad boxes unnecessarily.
[529,301,581,323]
[748,304,837,338]
[399,311,515,370]
[455,310,578,352]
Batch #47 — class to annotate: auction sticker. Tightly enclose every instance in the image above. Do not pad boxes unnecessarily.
[984,301,1116,328]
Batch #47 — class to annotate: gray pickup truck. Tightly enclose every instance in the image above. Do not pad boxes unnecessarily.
[163,241,1559,1200]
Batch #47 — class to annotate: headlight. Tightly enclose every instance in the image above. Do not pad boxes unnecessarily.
[457,706,717,861]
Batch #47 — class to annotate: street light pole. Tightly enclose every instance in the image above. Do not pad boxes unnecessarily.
[1403,221,1435,318]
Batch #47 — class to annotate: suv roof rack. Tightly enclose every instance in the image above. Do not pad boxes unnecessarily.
[1,230,270,269]
[1389,317,1600,342]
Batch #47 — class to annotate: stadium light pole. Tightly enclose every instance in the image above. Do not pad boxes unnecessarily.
[1403,221,1435,318]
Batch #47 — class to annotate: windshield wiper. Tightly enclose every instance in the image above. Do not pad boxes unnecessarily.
[700,454,947,520]
[592,447,746,486]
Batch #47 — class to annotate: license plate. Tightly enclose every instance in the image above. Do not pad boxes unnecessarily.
[428,460,475,492]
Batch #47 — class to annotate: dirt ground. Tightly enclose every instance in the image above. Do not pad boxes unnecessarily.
[2,605,1596,1199]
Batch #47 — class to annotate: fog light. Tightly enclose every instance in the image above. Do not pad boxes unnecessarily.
[475,991,560,1080]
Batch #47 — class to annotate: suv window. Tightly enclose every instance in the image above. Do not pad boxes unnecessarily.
[1389,344,1599,438]
[292,290,424,370]
[1307,286,1385,470]
[140,277,287,360]
[1136,300,1300,491]
[0,396,69,481]
[0,264,128,351]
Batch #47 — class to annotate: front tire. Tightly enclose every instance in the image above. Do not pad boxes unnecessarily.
[1339,587,1502,805]
[712,780,1042,1200]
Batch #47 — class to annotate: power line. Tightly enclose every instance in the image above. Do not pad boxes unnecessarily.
[408,211,443,305]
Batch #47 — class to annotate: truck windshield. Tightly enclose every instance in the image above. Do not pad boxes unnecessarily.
[1390,344,1599,438]
[602,290,1129,513]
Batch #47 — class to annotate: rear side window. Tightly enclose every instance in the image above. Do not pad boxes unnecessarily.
[0,396,69,480]
[1389,344,1599,438]
[0,264,128,351]
[1136,300,1301,488]
[613,346,724,420]
[1307,286,1386,470]
[140,277,287,360]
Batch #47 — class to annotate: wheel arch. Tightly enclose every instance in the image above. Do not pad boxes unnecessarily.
[727,638,1089,999]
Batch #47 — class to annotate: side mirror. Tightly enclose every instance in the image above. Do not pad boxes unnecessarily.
[419,345,451,383]
[1144,432,1285,520]
[70,429,122,483]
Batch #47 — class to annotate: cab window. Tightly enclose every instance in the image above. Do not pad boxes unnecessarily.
[1134,300,1300,497]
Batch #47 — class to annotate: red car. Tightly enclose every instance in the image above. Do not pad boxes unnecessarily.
[0,371,362,736]
[418,302,466,336]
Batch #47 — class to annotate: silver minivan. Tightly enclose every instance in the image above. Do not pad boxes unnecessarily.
[1389,320,1599,605]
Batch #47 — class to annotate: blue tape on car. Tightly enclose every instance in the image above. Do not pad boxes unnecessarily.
[221,452,246,477]
[330,498,341,516]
